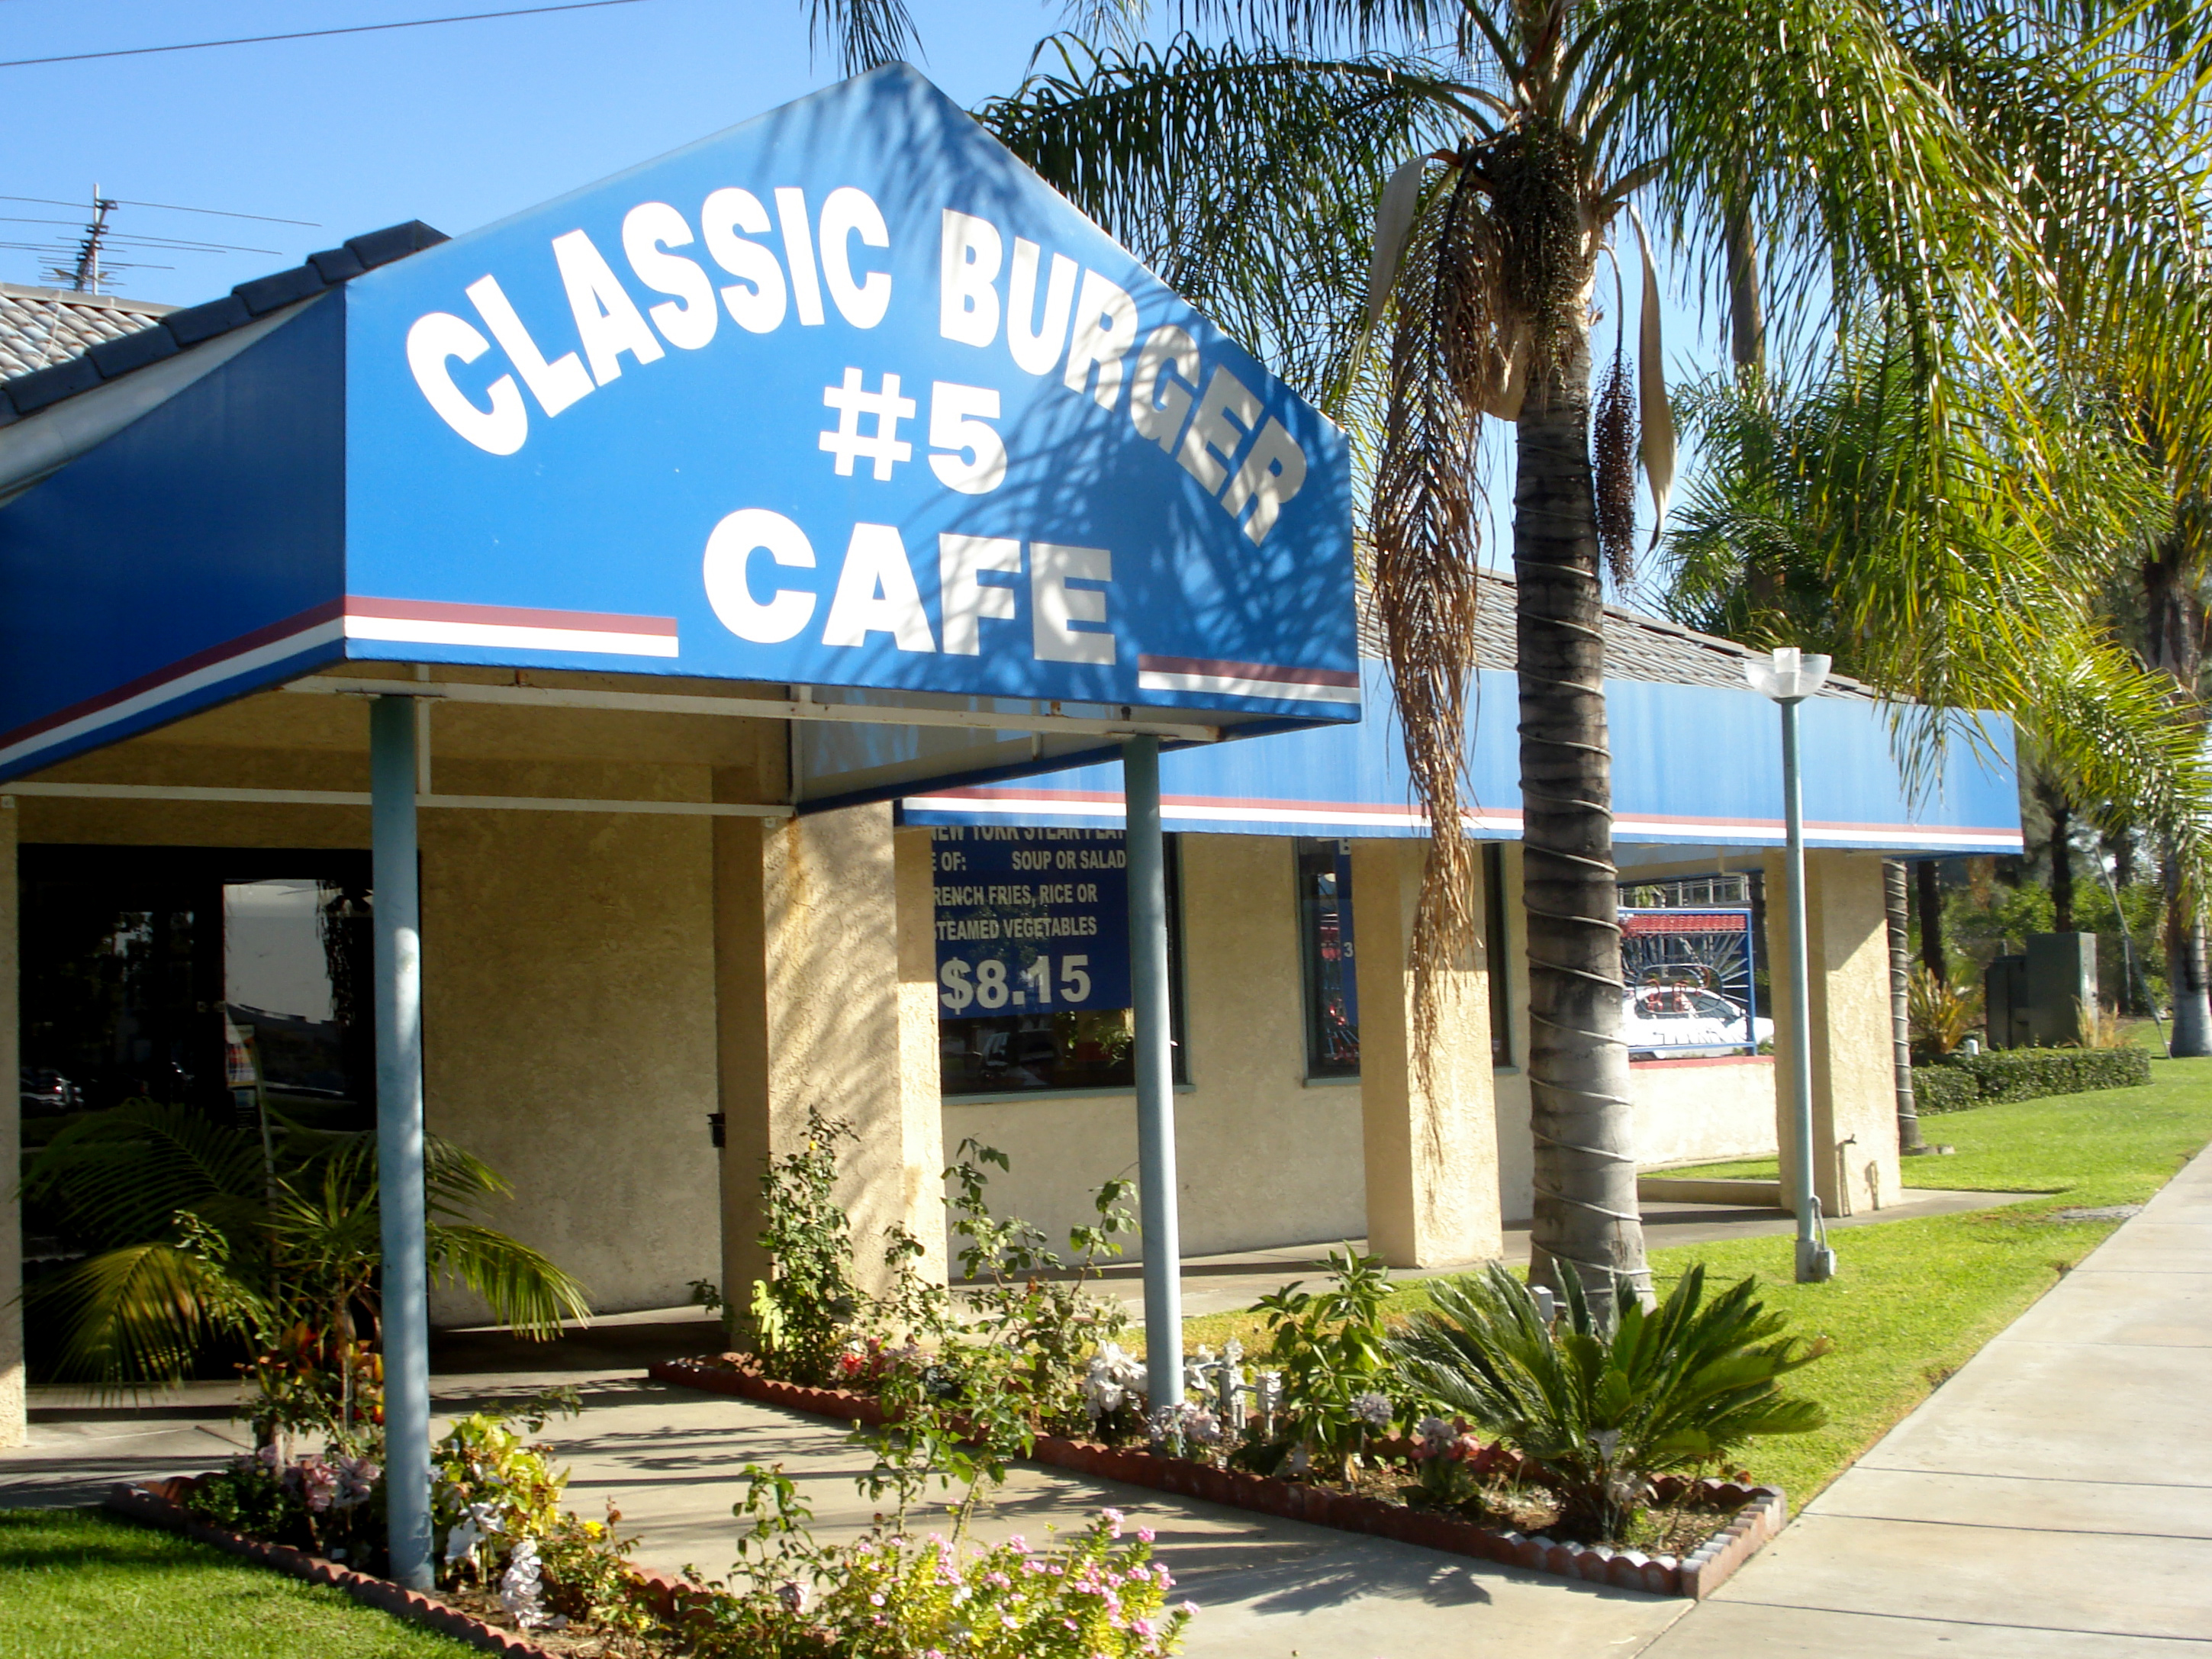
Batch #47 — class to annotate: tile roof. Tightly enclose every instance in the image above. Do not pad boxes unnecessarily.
[1361,568,1881,702]
[0,221,447,428]
[0,285,172,381]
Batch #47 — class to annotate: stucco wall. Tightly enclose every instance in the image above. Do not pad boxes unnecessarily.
[420,755,723,1322]
[943,834,1367,1261]
[1628,1058,1778,1170]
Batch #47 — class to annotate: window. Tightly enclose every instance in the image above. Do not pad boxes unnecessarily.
[18,846,375,1129]
[1484,842,1512,1067]
[932,828,1185,1097]
[1296,839,1360,1078]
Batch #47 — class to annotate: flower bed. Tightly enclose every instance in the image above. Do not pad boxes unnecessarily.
[648,1355,1787,1599]
[105,1475,687,1657]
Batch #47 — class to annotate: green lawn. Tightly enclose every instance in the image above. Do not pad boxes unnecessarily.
[0,1509,476,1659]
[1171,1055,2212,1507]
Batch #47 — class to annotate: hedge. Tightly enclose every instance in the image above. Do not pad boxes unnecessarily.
[1912,1046,2152,1113]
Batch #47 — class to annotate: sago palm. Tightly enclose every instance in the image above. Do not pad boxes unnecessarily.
[978,0,2120,1304]
[1392,1261,1829,1539]
[19,1100,591,1413]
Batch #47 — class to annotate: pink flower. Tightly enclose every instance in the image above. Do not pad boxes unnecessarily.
[869,1593,885,1606]
[1100,1507,1125,1538]
[1180,1600,1199,1616]
[1136,1527,1156,1545]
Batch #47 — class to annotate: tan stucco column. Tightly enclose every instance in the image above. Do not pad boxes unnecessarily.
[1763,848,1902,1217]
[713,801,946,1307]
[0,793,21,1448]
[1352,838,1503,1266]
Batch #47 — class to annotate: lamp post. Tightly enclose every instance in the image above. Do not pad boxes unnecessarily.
[1744,647,1838,1285]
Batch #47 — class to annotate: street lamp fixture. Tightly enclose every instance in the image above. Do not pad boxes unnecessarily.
[1745,647,1839,1284]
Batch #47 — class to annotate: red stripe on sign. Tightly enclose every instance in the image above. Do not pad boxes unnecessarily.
[1135,654,1360,688]
[346,596,679,636]
[0,599,344,751]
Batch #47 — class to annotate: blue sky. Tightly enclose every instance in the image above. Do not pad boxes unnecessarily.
[4,0,1725,566]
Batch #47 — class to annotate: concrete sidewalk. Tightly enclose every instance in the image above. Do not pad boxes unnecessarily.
[1637,1148,2212,1656]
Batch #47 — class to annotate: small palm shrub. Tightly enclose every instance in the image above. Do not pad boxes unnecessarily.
[1391,1264,1830,1541]
[1908,966,1982,1061]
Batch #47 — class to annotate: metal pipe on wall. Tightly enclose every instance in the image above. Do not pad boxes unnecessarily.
[370,696,433,1588]
[1122,735,1182,1414]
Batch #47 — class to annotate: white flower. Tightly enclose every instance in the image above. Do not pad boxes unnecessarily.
[1352,1391,1393,1429]
[499,1537,552,1628]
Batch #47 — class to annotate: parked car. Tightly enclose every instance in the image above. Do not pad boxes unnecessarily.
[19,1068,79,1115]
[1621,986,1772,1058]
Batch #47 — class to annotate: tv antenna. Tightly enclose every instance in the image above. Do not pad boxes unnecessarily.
[1,189,319,295]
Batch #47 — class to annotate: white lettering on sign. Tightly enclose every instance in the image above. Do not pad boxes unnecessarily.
[774,187,827,326]
[823,522,937,652]
[1178,365,1261,494]
[552,229,665,385]
[1064,270,1138,408]
[819,368,916,480]
[406,311,527,456]
[700,188,787,333]
[939,533,1020,656]
[818,186,893,328]
[926,382,1006,494]
[700,512,1112,665]
[1031,542,1113,665]
[622,201,718,351]
[404,188,1309,545]
[932,210,1308,543]
[702,508,816,643]
[465,274,593,417]
[1129,325,1197,450]
[939,210,1002,346]
[1007,239,1078,376]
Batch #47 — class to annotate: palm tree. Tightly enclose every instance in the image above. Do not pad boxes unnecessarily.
[974,0,2200,1303]
[20,1100,589,1439]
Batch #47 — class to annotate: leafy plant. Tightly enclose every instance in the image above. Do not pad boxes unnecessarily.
[943,1139,1135,1432]
[19,1100,591,1443]
[746,1109,864,1384]
[1392,1263,1830,1541]
[684,1473,1194,1659]
[431,1391,581,1585]
[1248,1245,1396,1480]
[1908,966,1982,1061]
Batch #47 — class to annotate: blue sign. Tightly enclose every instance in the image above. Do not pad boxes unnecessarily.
[932,826,1129,1016]
[0,64,1357,786]
[344,64,1357,717]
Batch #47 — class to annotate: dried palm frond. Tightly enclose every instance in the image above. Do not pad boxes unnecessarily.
[1370,163,1502,1089]
[1593,260,1640,589]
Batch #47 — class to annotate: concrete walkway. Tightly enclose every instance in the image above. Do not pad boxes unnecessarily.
[7,1169,2200,1657]
[1640,1147,2212,1656]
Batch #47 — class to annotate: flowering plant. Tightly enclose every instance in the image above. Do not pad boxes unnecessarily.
[682,1477,1194,1659]
[183,1439,385,1567]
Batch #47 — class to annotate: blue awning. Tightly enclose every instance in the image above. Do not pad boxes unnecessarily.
[900,661,2024,857]
[0,66,1356,801]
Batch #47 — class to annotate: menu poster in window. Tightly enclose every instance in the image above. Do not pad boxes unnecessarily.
[931,828,1129,1017]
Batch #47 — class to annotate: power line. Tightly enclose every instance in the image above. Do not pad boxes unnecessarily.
[0,194,317,227]
[0,0,652,69]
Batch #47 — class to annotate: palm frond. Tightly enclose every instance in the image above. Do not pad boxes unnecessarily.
[807,0,918,75]
[26,1242,262,1390]
[427,1225,594,1340]
[18,1100,268,1248]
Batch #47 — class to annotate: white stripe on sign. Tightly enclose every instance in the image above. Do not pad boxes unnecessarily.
[1135,670,1360,703]
[343,615,681,658]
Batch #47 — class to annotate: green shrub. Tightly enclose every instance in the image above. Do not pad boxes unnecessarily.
[1389,1263,1829,1542]
[1930,1047,2150,1107]
[1909,1065,1981,1114]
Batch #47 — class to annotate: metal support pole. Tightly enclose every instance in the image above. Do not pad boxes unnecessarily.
[371,697,433,1587]
[1779,700,1834,1283]
[1123,736,1182,1414]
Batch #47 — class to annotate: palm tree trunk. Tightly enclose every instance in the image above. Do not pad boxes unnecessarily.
[1513,318,1647,1309]
[2049,797,2075,934]
[1885,861,1926,1154]
[2143,531,2210,1054]
[1916,859,1947,984]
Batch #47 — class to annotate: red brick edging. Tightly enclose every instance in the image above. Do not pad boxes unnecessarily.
[102,1477,697,1654]
[647,1357,1787,1599]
